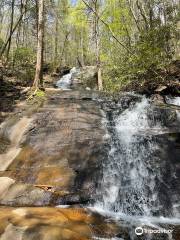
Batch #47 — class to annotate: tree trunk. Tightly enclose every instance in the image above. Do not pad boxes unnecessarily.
[0,0,28,58]
[136,0,149,30]
[127,0,141,32]
[94,0,103,91]
[6,0,15,60]
[59,32,69,68]
[33,0,44,89]
[80,29,84,66]
[54,16,58,65]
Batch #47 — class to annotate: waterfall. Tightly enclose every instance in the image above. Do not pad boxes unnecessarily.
[165,96,180,106]
[95,95,180,220]
[56,67,77,89]
[96,97,160,216]
[165,96,180,120]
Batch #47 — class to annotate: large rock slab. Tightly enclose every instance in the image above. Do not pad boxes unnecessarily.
[0,207,121,240]
[0,207,179,240]
[0,90,106,206]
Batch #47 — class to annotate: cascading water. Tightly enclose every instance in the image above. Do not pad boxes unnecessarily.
[166,96,180,120]
[165,96,180,106]
[56,67,77,89]
[97,98,161,215]
[94,94,180,239]
[97,98,160,215]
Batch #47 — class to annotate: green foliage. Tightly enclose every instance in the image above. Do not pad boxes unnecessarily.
[26,89,46,115]
[1,0,178,91]
[35,89,45,98]
[14,47,35,67]
[101,0,179,92]
[13,47,35,84]
[68,0,92,65]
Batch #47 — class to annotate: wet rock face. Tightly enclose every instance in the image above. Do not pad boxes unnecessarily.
[103,95,180,216]
[0,90,106,206]
[0,89,180,239]
[0,207,121,240]
[0,206,179,240]
[1,91,179,209]
[155,132,180,214]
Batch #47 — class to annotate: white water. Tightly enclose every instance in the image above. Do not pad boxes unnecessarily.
[94,96,180,239]
[56,67,77,89]
[96,98,163,215]
[166,96,180,120]
[165,96,180,106]
[90,206,180,225]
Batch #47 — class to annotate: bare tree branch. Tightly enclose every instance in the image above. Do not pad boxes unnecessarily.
[81,0,134,55]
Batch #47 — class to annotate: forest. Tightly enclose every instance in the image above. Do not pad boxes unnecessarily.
[0,0,179,93]
[0,1,180,240]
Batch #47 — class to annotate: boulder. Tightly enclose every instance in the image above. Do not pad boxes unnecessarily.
[72,66,97,90]
[55,66,71,76]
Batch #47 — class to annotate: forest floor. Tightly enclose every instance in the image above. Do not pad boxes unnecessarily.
[0,78,24,124]
[0,72,57,124]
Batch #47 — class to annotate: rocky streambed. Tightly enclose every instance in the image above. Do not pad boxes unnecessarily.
[0,70,180,239]
[0,89,122,240]
[0,90,107,206]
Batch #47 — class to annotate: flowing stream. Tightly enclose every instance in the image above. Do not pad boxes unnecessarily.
[56,67,77,89]
[165,96,180,106]
[94,95,180,239]
[55,69,180,239]
[165,96,180,120]
[96,98,162,215]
